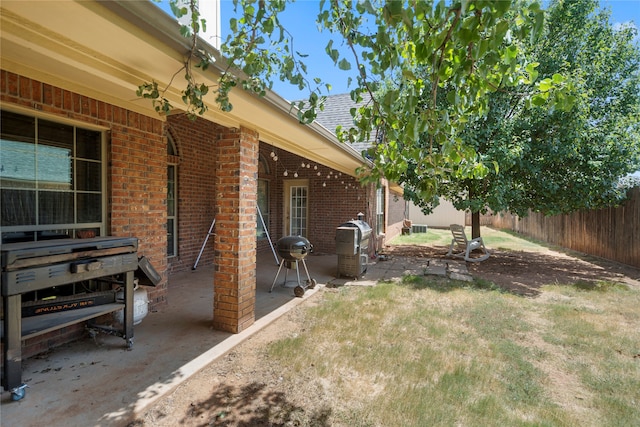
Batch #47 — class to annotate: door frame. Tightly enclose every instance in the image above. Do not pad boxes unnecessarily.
[283,179,309,237]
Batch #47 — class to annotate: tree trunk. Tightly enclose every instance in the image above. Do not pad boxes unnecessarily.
[468,183,481,239]
[471,211,481,239]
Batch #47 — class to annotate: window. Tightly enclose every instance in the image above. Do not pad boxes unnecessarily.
[376,186,385,235]
[0,110,104,243]
[167,135,178,257]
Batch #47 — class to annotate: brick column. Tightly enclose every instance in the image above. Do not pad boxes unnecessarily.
[213,126,258,333]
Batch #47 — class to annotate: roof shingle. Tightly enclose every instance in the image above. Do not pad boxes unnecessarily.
[301,93,376,155]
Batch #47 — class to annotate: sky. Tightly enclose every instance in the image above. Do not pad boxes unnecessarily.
[215,0,640,101]
[157,1,640,175]
[152,1,640,101]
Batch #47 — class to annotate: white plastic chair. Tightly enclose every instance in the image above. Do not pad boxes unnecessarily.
[446,224,491,262]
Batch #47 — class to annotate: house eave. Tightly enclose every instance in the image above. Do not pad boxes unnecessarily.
[0,0,369,177]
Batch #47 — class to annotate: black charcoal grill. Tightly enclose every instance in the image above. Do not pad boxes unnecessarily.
[270,236,316,297]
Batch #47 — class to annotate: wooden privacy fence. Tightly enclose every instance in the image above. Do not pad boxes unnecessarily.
[483,187,640,268]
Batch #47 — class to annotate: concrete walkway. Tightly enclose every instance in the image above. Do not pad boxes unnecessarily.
[330,255,472,287]
[0,252,468,426]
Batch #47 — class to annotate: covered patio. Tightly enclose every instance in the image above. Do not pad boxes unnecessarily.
[0,252,469,426]
[0,252,336,425]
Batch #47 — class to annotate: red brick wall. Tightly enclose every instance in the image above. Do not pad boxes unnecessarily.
[386,187,406,245]
[362,183,379,255]
[1,71,167,361]
[165,115,221,273]
[213,127,258,333]
[258,143,370,255]
[109,115,166,307]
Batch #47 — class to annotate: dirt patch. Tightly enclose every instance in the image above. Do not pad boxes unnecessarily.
[384,244,640,295]
[131,246,640,426]
[131,302,326,427]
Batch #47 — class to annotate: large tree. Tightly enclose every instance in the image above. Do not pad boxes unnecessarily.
[140,0,573,194]
[399,0,640,238]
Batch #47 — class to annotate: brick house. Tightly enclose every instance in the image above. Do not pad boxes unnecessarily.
[0,1,404,365]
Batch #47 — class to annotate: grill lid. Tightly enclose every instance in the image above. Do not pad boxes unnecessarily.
[337,220,372,239]
[1,237,138,269]
[277,236,312,261]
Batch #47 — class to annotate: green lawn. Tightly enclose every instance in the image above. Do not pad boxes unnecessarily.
[267,276,640,426]
[389,225,551,252]
[261,227,639,425]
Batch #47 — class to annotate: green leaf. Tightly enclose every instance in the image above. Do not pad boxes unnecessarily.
[402,69,416,80]
[263,16,274,34]
[325,40,339,63]
[494,0,512,15]
[338,58,351,70]
[538,78,552,92]
[531,93,548,106]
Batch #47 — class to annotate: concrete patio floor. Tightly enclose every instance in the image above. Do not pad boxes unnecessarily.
[1,251,468,426]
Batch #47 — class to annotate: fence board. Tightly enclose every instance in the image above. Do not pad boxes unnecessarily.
[483,187,639,268]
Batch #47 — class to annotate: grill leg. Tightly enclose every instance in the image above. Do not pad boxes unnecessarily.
[123,270,134,349]
[293,260,316,298]
[2,294,23,392]
[301,260,312,283]
[269,259,286,293]
[283,263,290,285]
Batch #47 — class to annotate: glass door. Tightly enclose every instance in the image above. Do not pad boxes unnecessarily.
[284,180,308,237]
